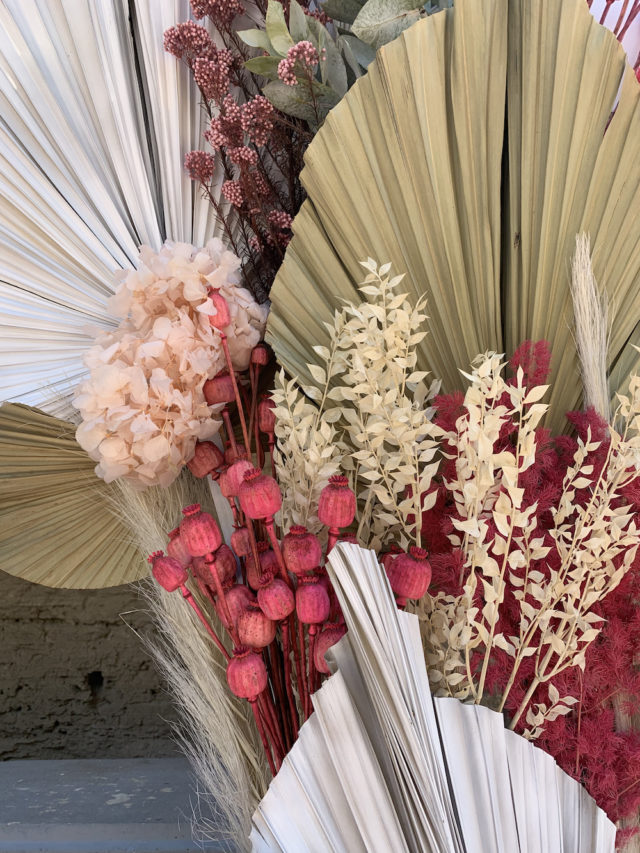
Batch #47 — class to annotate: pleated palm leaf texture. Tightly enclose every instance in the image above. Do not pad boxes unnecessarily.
[252,544,616,853]
[0,0,229,587]
[266,0,640,434]
[0,403,143,587]
[0,0,221,421]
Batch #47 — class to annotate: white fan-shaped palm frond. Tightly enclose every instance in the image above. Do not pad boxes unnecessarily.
[0,0,221,419]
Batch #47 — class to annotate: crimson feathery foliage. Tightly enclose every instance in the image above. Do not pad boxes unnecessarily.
[425,341,640,834]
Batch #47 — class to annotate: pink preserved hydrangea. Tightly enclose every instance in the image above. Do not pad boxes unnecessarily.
[73,240,268,488]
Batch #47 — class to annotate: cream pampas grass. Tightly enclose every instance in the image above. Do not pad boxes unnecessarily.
[110,473,269,851]
[571,233,611,423]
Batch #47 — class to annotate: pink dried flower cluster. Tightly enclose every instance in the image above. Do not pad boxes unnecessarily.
[184,151,216,183]
[166,4,310,299]
[277,41,319,86]
[163,21,215,65]
[189,0,244,27]
[193,50,234,103]
[73,240,267,488]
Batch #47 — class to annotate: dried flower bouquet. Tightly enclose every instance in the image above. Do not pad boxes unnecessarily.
[271,259,640,826]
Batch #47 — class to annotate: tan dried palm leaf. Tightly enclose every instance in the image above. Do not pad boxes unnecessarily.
[0,403,141,588]
[267,0,640,433]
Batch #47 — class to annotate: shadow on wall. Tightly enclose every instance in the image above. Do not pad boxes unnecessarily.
[0,573,177,760]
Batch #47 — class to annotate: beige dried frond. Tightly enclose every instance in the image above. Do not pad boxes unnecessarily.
[112,478,268,850]
[571,233,610,422]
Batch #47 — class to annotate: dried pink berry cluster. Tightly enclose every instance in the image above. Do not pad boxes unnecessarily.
[164,1,313,299]
[277,41,319,86]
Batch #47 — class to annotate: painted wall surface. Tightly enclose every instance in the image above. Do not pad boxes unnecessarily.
[0,573,176,759]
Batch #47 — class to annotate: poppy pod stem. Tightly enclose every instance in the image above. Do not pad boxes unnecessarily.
[280,621,299,738]
[308,625,319,708]
[268,641,291,751]
[204,554,237,645]
[249,698,277,777]
[258,690,285,767]
[245,518,265,584]
[193,574,216,609]
[180,585,230,662]
[219,332,251,453]
[264,519,291,588]
[297,619,310,719]
[222,408,240,458]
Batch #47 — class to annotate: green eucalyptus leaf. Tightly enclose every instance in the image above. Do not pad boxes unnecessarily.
[262,78,340,123]
[266,0,295,56]
[318,28,348,97]
[289,0,310,42]
[352,0,423,48]
[337,35,364,78]
[238,28,275,53]
[321,0,366,25]
[244,55,282,77]
[341,33,376,68]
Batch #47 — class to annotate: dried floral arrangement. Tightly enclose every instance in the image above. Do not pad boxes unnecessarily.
[73,239,267,487]
[271,259,640,829]
[164,0,451,298]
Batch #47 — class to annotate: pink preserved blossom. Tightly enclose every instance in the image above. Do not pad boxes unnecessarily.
[190,0,244,26]
[277,41,319,86]
[228,146,259,167]
[163,22,214,63]
[193,51,234,103]
[184,150,216,183]
[241,97,274,147]
[222,180,244,207]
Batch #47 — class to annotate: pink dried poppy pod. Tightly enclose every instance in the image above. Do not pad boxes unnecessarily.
[258,395,276,435]
[318,475,356,529]
[222,584,256,628]
[281,526,322,575]
[215,544,238,584]
[246,541,277,590]
[250,343,270,366]
[208,288,231,329]
[180,504,223,557]
[204,372,236,406]
[167,528,192,569]
[231,526,251,557]
[314,623,347,675]
[238,603,277,648]
[239,468,282,520]
[187,441,224,478]
[380,543,403,571]
[148,551,188,593]
[226,646,268,700]
[226,459,254,497]
[224,441,247,465]
[387,546,432,606]
[296,575,330,625]
[257,574,295,621]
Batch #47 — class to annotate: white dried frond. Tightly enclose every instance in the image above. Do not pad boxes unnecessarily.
[109,476,268,850]
[571,232,610,422]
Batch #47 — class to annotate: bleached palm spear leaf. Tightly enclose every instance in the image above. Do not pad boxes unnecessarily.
[266,0,640,433]
[0,0,222,419]
[0,403,141,588]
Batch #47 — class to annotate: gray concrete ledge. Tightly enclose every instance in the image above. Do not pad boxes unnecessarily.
[0,758,225,852]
